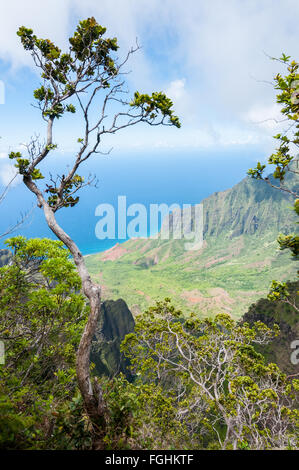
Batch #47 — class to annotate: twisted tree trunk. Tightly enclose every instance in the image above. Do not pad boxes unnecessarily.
[23,175,107,446]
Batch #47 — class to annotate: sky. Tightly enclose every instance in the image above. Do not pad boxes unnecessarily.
[0,0,299,190]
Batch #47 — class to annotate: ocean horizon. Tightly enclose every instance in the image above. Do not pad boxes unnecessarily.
[0,146,266,256]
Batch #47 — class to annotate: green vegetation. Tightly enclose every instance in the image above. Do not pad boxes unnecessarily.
[85,171,298,318]
[1,17,298,450]
[10,16,181,443]
[1,254,298,450]
[119,300,299,450]
[243,280,299,375]
[0,237,88,449]
[0,237,136,449]
[248,54,299,312]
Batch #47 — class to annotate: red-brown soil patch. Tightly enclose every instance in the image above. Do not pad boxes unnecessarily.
[100,243,127,261]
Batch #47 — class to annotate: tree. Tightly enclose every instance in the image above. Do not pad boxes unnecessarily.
[248,54,299,309]
[0,237,89,449]
[11,17,180,446]
[121,299,299,449]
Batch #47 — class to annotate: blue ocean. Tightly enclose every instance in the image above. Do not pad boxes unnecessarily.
[0,147,264,255]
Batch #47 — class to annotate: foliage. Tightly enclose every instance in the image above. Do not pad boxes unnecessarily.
[2,23,298,451]
[99,373,192,450]
[248,54,299,315]
[10,17,181,445]
[277,231,299,259]
[0,237,89,449]
[243,280,299,375]
[248,53,299,260]
[11,17,180,211]
[121,299,299,450]
[49,393,93,450]
[268,280,299,313]
[1,242,298,450]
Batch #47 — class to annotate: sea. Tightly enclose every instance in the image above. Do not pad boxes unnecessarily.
[0,146,264,255]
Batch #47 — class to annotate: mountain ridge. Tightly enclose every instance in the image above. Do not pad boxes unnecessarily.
[85,169,297,318]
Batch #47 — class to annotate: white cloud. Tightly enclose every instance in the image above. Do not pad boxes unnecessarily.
[0,152,7,159]
[0,0,71,69]
[242,104,282,131]
[164,78,195,123]
[1,0,299,151]
[170,0,299,113]
[166,79,186,102]
[87,119,262,151]
[0,163,21,187]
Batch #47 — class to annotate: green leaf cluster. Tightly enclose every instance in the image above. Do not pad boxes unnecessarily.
[45,174,84,209]
[130,91,181,128]
[8,151,44,179]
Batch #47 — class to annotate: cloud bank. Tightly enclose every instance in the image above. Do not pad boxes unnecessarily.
[1,0,299,152]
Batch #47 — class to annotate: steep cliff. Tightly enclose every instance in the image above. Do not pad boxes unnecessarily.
[0,249,12,267]
[85,170,298,318]
[90,299,135,378]
[242,280,299,375]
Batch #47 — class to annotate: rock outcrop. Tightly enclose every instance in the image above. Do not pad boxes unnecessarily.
[0,249,12,267]
[242,280,299,375]
[90,298,135,379]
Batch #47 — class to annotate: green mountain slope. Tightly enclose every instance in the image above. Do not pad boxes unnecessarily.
[85,173,298,318]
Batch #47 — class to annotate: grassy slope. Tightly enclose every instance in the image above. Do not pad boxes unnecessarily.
[85,174,298,319]
[85,233,297,318]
